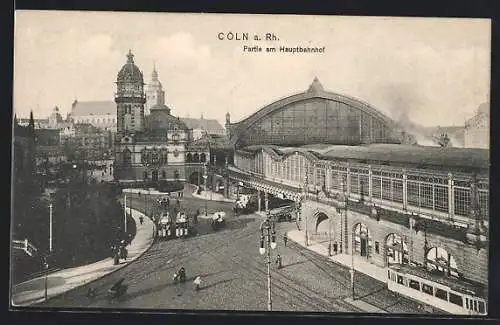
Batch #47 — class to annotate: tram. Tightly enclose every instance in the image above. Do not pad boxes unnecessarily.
[155,211,190,240]
[387,265,487,315]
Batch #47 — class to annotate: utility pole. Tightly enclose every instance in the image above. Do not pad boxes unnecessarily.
[259,212,277,311]
[49,203,53,252]
[45,202,53,302]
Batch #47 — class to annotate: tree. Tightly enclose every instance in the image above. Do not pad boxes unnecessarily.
[28,110,35,129]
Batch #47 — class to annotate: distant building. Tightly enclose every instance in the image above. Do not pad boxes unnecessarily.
[70,100,117,132]
[145,65,165,116]
[61,123,113,161]
[464,102,489,149]
[18,106,72,131]
[12,115,36,186]
[35,128,60,146]
[182,115,226,140]
[34,128,66,167]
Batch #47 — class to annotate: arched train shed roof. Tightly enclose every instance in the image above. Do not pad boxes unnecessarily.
[229,78,406,147]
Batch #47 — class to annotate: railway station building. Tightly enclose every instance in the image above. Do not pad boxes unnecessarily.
[221,77,489,310]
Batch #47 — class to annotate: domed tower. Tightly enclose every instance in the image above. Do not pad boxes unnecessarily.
[115,50,146,136]
[145,63,165,115]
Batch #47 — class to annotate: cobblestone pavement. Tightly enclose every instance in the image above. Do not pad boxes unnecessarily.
[38,187,425,313]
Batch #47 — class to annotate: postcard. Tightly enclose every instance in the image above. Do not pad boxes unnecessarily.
[11,11,490,315]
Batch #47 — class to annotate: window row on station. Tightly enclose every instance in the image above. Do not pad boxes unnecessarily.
[234,151,489,219]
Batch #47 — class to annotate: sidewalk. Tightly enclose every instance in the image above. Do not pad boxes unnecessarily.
[287,229,388,283]
[123,188,174,195]
[191,187,234,203]
[287,229,388,313]
[11,208,155,307]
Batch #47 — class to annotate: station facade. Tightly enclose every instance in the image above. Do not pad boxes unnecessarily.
[223,78,489,297]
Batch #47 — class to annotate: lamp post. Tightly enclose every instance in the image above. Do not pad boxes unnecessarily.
[328,212,333,256]
[124,194,128,234]
[44,202,54,301]
[259,211,277,311]
[340,179,355,300]
[203,163,208,216]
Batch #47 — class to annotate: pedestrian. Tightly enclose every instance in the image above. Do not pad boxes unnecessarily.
[283,233,288,246]
[87,287,97,298]
[193,276,202,291]
[276,254,282,269]
[139,216,144,225]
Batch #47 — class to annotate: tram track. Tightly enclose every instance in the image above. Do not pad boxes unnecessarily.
[287,240,425,313]
[41,191,423,312]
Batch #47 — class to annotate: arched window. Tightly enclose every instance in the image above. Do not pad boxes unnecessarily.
[186,153,193,162]
[426,247,459,277]
[143,170,148,180]
[385,233,409,266]
[122,149,132,167]
[160,150,168,165]
[200,153,206,162]
[353,223,372,258]
[194,153,200,162]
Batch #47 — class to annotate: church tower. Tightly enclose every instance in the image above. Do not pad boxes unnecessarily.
[145,63,166,115]
[115,50,146,136]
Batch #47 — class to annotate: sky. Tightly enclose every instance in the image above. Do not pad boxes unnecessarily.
[14,11,491,127]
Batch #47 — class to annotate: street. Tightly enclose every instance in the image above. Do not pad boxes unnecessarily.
[38,187,425,313]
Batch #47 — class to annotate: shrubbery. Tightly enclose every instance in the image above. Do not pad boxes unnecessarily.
[11,183,134,284]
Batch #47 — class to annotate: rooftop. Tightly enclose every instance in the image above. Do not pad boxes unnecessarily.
[181,117,224,130]
[71,100,116,116]
[240,144,489,171]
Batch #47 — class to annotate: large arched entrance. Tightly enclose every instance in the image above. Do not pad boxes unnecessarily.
[353,223,372,258]
[385,233,409,266]
[189,171,202,185]
[122,149,131,167]
[315,212,329,233]
[425,247,459,277]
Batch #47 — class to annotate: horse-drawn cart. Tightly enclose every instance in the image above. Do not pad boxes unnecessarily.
[211,211,226,231]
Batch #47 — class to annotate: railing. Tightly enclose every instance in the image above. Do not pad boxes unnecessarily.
[231,156,489,221]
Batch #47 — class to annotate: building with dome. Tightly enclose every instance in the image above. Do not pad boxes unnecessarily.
[113,51,210,184]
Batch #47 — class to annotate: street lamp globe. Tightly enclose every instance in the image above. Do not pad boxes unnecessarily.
[259,236,265,255]
[270,242,277,250]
